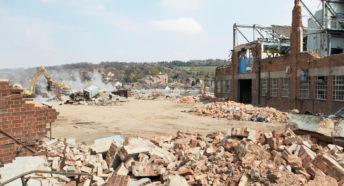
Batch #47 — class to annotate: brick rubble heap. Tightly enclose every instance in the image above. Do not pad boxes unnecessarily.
[187,101,288,123]
[6,128,344,185]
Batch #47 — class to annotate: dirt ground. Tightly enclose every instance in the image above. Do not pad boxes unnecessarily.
[50,99,287,143]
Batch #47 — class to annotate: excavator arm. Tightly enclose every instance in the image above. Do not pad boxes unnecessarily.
[24,66,70,97]
[27,67,44,95]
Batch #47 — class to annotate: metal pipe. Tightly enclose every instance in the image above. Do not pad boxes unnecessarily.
[322,0,325,27]
[300,0,324,29]
[0,129,36,154]
[253,24,256,41]
[233,24,237,48]
[236,27,250,43]
[255,28,265,39]
[0,170,92,186]
[324,0,344,28]
[328,33,331,55]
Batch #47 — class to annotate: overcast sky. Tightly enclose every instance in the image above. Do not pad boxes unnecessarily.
[0,0,319,69]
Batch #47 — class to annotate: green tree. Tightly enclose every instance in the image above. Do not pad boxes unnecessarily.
[151,69,159,76]
[157,65,164,73]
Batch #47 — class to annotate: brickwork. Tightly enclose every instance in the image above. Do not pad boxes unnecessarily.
[0,80,58,167]
[215,51,344,114]
[104,174,130,186]
[290,0,303,55]
[105,142,118,167]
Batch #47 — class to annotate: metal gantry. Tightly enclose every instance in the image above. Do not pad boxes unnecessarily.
[233,24,291,54]
[300,0,344,56]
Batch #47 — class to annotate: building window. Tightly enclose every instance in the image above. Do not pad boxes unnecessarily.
[300,77,310,99]
[315,76,327,100]
[270,78,278,97]
[260,79,267,96]
[333,76,344,101]
[217,80,221,94]
[331,48,343,55]
[281,78,290,98]
[220,80,225,93]
[227,80,232,94]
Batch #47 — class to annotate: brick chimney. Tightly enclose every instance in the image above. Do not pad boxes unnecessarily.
[290,0,303,55]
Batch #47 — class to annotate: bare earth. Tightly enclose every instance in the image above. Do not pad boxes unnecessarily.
[51,99,287,143]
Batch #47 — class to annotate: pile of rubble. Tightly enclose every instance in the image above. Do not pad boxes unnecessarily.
[178,95,217,104]
[2,128,344,185]
[178,94,217,104]
[133,91,195,102]
[178,96,198,104]
[66,91,126,106]
[187,101,288,123]
[132,91,175,101]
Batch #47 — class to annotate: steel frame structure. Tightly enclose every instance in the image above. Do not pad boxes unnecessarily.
[233,24,291,54]
[300,0,344,55]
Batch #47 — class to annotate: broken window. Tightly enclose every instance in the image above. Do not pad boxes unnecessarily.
[227,80,232,94]
[281,78,290,98]
[217,80,221,94]
[270,78,278,97]
[333,76,344,101]
[300,77,310,99]
[260,79,267,96]
[331,48,343,55]
[315,76,327,100]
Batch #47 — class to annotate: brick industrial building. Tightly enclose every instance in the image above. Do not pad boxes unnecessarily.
[215,0,344,114]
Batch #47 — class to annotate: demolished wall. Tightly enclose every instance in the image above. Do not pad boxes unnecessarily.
[0,80,59,167]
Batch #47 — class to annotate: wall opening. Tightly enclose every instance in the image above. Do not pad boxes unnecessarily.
[331,48,343,55]
[238,79,252,104]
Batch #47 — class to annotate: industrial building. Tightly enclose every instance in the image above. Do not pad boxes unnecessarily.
[215,0,344,114]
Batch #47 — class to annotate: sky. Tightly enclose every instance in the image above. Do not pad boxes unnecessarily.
[0,0,320,69]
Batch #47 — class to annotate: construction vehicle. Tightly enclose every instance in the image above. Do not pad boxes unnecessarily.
[23,66,71,98]
[200,81,208,95]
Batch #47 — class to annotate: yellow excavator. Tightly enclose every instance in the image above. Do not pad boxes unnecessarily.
[23,66,71,98]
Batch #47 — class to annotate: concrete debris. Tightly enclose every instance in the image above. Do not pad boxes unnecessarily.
[288,113,344,138]
[188,101,288,122]
[167,175,188,186]
[1,128,344,185]
[67,90,127,106]
[133,91,180,101]
[132,91,214,104]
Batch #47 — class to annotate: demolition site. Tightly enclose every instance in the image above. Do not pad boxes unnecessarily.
[1,0,344,186]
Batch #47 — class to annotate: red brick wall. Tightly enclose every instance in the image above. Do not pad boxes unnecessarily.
[0,81,59,167]
[215,52,344,114]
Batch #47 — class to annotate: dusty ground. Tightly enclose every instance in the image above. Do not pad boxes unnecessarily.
[50,99,287,143]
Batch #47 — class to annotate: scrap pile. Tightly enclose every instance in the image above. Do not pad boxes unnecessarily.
[66,91,126,106]
[3,128,344,185]
[187,101,288,122]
